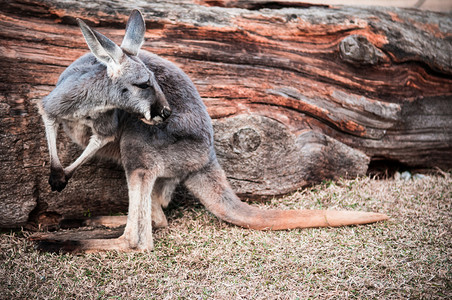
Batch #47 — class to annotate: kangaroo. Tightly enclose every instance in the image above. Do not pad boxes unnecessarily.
[37,10,388,253]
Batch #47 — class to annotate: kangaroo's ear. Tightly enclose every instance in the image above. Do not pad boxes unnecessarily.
[77,19,123,74]
[120,10,145,56]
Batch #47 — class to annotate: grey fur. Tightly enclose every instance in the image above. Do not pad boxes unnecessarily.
[38,11,388,252]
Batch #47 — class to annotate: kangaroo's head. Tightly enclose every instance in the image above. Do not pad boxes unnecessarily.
[77,10,171,124]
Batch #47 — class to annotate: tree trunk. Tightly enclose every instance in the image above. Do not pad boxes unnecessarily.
[1,0,451,228]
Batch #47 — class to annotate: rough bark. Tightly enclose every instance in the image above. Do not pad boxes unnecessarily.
[1,0,451,228]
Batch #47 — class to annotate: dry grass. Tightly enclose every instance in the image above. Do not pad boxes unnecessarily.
[1,174,451,299]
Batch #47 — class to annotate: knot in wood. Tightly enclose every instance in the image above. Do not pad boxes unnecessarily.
[232,127,261,153]
[339,35,383,66]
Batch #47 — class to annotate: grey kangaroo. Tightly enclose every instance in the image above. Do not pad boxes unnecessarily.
[38,10,388,252]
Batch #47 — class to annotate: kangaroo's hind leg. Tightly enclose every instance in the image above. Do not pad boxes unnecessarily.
[151,178,179,228]
[121,168,156,251]
[40,112,67,192]
[34,167,158,253]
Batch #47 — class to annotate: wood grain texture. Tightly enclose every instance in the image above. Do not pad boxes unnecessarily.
[1,0,451,227]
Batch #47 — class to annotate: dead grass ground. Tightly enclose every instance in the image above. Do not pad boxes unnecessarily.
[1,173,451,299]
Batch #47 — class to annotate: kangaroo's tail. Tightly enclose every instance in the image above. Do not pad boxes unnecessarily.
[184,161,388,230]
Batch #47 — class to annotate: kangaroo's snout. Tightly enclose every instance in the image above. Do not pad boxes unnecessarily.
[141,96,171,126]
[150,87,171,122]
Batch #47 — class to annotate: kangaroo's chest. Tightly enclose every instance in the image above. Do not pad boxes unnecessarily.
[61,119,93,148]
[61,109,120,147]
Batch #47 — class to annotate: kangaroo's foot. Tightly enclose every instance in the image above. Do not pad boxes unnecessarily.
[30,228,154,254]
[33,236,154,254]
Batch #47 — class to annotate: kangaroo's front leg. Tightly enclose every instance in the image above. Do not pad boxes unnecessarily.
[122,169,155,251]
[63,134,114,179]
[42,113,67,192]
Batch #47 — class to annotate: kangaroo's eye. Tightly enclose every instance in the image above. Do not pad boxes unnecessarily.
[134,82,150,89]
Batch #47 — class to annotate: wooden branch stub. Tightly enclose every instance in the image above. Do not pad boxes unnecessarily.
[339,35,385,66]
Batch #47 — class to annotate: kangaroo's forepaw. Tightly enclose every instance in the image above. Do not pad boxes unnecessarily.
[49,168,69,192]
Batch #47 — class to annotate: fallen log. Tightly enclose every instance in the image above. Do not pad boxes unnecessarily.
[0,0,451,228]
